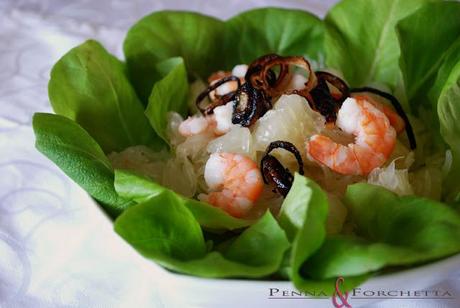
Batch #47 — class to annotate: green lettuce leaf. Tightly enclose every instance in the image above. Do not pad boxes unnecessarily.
[123,11,224,102]
[145,57,189,144]
[324,0,431,89]
[114,169,253,230]
[115,191,207,260]
[438,60,460,201]
[397,1,460,108]
[224,8,324,68]
[278,174,366,294]
[33,113,132,216]
[303,183,460,279]
[48,40,159,153]
[115,200,289,278]
[429,38,460,104]
[396,2,460,174]
[124,8,325,102]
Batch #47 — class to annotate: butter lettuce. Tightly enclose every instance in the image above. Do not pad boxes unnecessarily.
[395,1,460,200]
[33,113,132,216]
[303,184,460,279]
[124,11,224,103]
[144,57,189,145]
[278,174,367,294]
[438,61,460,201]
[397,1,460,107]
[224,8,324,68]
[48,40,160,153]
[324,0,431,90]
[115,201,289,278]
[430,39,460,106]
[124,8,324,102]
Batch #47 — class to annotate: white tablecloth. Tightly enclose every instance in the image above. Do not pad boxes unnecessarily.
[0,1,458,307]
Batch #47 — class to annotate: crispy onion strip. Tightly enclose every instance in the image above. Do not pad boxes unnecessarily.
[261,141,304,197]
[308,72,349,123]
[245,54,289,90]
[232,83,271,127]
[315,71,349,102]
[246,55,317,98]
[309,78,341,123]
[196,76,241,115]
[264,140,304,175]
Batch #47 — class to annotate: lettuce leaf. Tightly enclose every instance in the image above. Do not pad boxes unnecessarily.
[123,11,224,103]
[114,170,253,230]
[349,184,460,259]
[303,183,460,279]
[115,200,289,278]
[33,113,132,216]
[397,1,460,109]
[324,0,431,89]
[438,60,460,201]
[224,8,323,68]
[145,57,189,144]
[394,2,460,180]
[278,174,366,294]
[48,40,159,153]
[115,190,207,260]
[430,38,460,105]
[124,8,325,102]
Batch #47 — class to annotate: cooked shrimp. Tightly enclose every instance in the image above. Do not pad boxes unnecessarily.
[351,94,405,133]
[178,115,214,137]
[179,102,234,137]
[307,96,396,175]
[199,152,263,217]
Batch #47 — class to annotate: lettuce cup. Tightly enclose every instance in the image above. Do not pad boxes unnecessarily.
[33,0,460,295]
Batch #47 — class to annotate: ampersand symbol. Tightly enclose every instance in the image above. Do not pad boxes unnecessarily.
[332,276,352,308]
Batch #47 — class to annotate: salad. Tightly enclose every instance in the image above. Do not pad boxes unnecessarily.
[33,0,460,294]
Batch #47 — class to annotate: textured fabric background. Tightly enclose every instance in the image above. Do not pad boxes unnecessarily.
[0,1,458,307]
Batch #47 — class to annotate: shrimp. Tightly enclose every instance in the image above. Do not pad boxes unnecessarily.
[307,96,396,176]
[178,102,234,137]
[199,152,263,217]
[178,115,215,137]
[179,65,249,137]
[351,93,405,133]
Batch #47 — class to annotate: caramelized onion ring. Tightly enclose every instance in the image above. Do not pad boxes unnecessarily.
[232,83,271,127]
[280,56,318,95]
[315,71,349,102]
[309,78,341,123]
[307,71,349,123]
[245,54,289,90]
[196,76,241,115]
[246,55,317,98]
[261,141,304,197]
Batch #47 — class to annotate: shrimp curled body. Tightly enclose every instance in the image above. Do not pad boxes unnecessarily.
[199,153,263,217]
[307,97,396,176]
[351,94,405,133]
[178,102,233,137]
